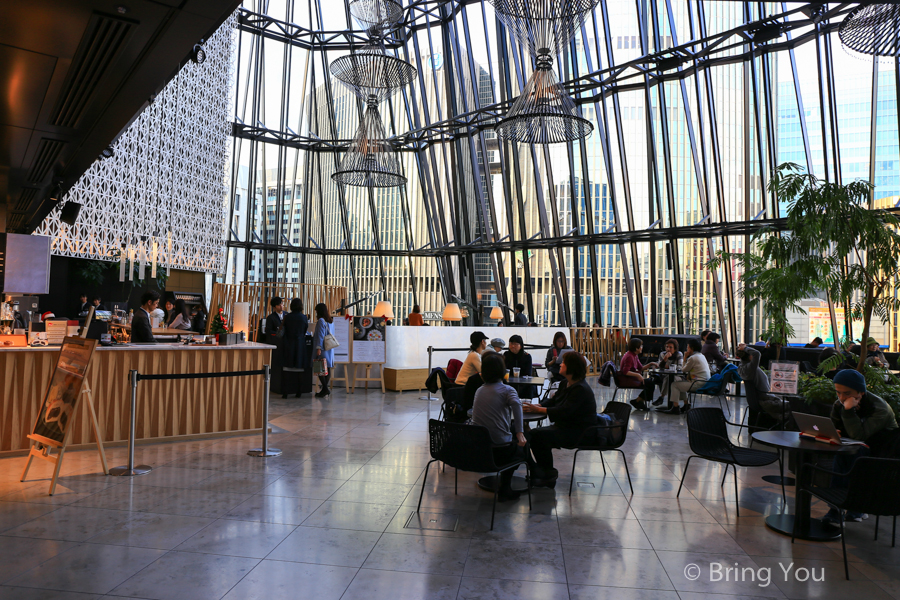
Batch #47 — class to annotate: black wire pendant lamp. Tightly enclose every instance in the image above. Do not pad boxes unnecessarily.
[839,4,900,57]
[488,0,598,144]
[329,0,414,187]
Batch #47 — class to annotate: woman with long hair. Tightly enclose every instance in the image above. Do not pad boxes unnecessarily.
[167,299,192,330]
[313,303,335,398]
[544,331,572,382]
[407,304,424,326]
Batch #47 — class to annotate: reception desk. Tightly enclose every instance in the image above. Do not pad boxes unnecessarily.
[0,342,272,453]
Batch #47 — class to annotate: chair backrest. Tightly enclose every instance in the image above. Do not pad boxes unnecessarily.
[685,407,734,457]
[844,457,900,516]
[600,400,632,448]
[613,370,641,389]
[427,419,500,473]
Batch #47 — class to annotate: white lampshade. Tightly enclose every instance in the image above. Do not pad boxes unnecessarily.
[489,306,503,320]
[442,302,462,321]
[373,300,394,319]
[232,302,250,336]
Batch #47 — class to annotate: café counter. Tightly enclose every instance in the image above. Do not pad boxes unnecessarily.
[0,342,272,453]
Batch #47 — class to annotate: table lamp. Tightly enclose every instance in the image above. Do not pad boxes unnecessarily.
[442,303,462,322]
[373,300,394,320]
[489,306,503,320]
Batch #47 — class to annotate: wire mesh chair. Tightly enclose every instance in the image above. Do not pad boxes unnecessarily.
[567,401,634,495]
[610,371,643,403]
[676,407,783,517]
[688,370,737,416]
[795,457,900,580]
[417,419,531,530]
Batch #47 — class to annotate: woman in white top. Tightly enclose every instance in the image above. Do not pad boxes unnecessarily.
[166,299,193,331]
[455,331,489,385]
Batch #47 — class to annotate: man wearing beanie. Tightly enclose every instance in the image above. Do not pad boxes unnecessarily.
[821,369,898,526]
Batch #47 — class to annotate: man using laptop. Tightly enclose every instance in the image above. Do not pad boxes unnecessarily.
[821,369,897,526]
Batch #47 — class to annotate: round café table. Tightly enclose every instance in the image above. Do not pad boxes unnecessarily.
[476,412,546,493]
[751,430,861,541]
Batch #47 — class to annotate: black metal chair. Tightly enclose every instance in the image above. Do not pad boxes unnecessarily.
[795,457,900,580]
[439,385,466,422]
[567,401,634,495]
[417,419,531,530]
[676,407,783,516]
[688,370,737,416]
[610,371,643,403]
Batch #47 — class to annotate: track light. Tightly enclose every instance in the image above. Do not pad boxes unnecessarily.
[656,55,683,72]
[191,40,207,64]
[100,147,114,159]
[752,24,783,44]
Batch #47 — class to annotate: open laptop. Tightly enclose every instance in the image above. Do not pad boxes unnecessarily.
[793,412,867,446]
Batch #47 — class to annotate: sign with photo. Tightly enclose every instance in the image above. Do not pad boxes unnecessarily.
[30,337,97,446]
[352,316,386,363]
[770,361,800,395]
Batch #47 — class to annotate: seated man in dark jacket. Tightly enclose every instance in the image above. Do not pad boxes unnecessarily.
[131,291,159,343]
[523,351,597,487]
[504,334,534,400]
[701,332,728,371]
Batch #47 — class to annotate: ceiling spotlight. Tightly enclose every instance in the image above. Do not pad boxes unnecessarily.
[100,147,114,159]
[191,40,207,64]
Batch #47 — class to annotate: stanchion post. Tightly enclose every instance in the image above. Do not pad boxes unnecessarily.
[109,370,152,476]
[249,364,282,457]
[419,346,436,401]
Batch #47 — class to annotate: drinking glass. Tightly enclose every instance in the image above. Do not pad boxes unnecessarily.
[513,367,521,378]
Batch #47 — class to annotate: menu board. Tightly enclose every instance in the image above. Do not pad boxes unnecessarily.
[770,361,799,395]
[333,317,351,363]
[30,337,97,446]
[45,319,69,345]
[352,316,386,363]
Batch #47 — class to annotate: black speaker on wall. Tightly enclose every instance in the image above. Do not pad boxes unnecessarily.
[60,202,82,226]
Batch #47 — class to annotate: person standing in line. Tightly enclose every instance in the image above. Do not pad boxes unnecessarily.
[283,299,310,398]
[266,297,285,336]
[313,303,335,398]
[514,303,528,326]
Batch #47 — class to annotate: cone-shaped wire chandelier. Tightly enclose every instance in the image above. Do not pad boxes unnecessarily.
[488,0,599,144]
[839,4,900,57]
[329,0,415,188]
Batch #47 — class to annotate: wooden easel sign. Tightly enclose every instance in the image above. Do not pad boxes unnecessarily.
[21,336,108,495]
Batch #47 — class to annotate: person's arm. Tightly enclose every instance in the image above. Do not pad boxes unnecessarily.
[841,396,896,440]
[522,353,533,376]
[675,352,684,369]
[314,320,325,354]
[545,348,555,368]
[745,346,761,371]
[507,386,524,436]
[545,383,591,422]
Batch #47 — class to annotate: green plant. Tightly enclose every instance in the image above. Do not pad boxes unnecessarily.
[817,350,900,424]
[73,259,110,287]
[210,307,228,334]
[797,373,837,405]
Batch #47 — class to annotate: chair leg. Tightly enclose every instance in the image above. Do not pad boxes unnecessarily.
[676,456,694,498]
[732,462,740,518]
[893,516,896,548]
[721,464,729,487]
[611,388,618,402]
[490,471,499,531]
[569,450,579,496]
[600,452,607,476]
[876,515,880,541]
[455,468,458,495]
[840,514,849,580]
[778,453,786,505]
[417,459,436,513]
[615,449,634,494]
[526,463,532,510]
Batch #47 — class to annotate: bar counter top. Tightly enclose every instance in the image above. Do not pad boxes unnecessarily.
[1,342,273,452]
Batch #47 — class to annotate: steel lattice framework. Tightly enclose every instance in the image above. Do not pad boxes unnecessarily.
[37,14,237,274]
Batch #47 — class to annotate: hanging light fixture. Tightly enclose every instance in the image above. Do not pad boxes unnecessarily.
[488,0,598,144]
[839,4,900,57]
[329,3,416,188]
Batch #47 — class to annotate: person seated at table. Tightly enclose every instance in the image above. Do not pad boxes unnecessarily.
[489,338,506,354]
[458,332,490,410]
[821,370,899,526]
[504,334,534,400]
[163,299,176,323]
[265,297,285,336]
[191,304,207,333]
[736,343,790,424]
[131,291,159,343]
[471,352,527,502]
[545,332,572,382]
[649,338,684,407]
[408,305,424,326]
[805,337,824,348]
[165,299,193,330]
[522,351,597,488]
[818,347,853,379]
[701,332,728,370]
[700,330,711,345]
[663,338,709,414]
[864,337,889,368]
[621,338,658,412]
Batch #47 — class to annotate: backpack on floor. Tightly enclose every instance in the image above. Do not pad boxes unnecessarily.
[594,412,626,445]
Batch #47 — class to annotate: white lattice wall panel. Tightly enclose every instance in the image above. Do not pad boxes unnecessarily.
[36,14,236,273]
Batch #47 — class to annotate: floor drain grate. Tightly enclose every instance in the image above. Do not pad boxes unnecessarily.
[576,481,596,488]
[403,512,459,531]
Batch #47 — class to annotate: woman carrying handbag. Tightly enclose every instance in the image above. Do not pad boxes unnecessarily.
[313,303,337,398]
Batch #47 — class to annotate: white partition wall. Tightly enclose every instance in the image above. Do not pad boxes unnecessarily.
[384,327,561,370]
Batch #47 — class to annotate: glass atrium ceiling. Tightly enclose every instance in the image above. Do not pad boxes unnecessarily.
[224,1,897,346]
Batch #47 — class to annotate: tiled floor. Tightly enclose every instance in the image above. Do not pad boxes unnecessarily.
[2,382,899,600]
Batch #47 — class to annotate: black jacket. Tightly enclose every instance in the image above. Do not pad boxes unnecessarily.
[282,312,309,369]
[131,309,156,343]
[540,379,597,430]
[504,350,534,399]
[265,311,284,336]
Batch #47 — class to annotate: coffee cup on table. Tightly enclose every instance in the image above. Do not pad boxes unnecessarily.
[513,367,521,378]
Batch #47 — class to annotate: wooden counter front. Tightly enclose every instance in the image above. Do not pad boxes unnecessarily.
[0,342,272,452]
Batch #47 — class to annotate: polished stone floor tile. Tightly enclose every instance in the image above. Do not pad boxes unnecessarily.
[465,540,567,583]
[562,546,673,590]
[223,493,323,525]
[470,511,560,545]
[753,555,893,600]
[0,586,102,600]
[144,488,252,518]
[301,500,399,532]
[176,518,294,558]
[110,550,258,600]
[340,568,460,600]
[567,586,680,600]
[0,501,56,534]
[6,543,165,594]
[557,516,652,549]
[364,532,470,575]
[0,536,76,584]
[260,474,345,499]
[456,577,570,600]
[331,480,414,505]
[641,520,746,554]
[267,525,380,567]
[72,483,176,512]
[221,559,357,600]
[86,512,213,549]
[3,505,134,542]
[655,550,784,597]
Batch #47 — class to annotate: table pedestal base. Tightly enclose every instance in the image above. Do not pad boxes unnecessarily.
[765,513,841,541]
[477,475,528,492]
[761,474,796,486]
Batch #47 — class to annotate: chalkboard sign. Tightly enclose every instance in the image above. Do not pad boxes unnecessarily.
[30,337,97,446]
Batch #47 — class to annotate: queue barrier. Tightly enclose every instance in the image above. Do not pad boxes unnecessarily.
[109,364,279,478]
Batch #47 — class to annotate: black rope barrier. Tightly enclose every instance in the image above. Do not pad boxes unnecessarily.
[136,369,265,382]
